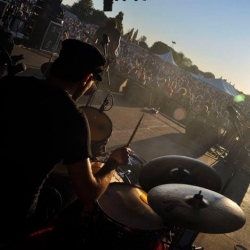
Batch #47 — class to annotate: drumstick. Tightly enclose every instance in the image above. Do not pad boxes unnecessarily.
[96,113,145,160]
[125,113,145,147]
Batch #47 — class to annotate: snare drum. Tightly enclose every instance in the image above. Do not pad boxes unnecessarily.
[91,182,164,250]
[79,106,113,158]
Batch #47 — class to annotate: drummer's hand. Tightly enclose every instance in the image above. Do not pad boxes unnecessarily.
[108,147,131,165]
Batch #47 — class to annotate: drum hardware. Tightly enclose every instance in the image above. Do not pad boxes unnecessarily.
[113,166,131,184]
[138,155,222,193]
[98,91,114,113]
[221,109,250,194]
[147,183,246,234]
[117,169,131,179]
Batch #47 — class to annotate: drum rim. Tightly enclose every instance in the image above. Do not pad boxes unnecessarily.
[96,182,164,230]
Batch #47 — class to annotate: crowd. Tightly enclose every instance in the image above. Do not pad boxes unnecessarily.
[1,2,250,156]
[58,15,250,166]
[0,0,36,31]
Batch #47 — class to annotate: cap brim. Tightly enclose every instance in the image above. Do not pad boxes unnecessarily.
[42,61,103,82]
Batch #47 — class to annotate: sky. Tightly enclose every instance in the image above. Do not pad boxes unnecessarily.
[62,0,250,95]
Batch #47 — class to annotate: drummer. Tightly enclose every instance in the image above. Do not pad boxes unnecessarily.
[0,39,131,248]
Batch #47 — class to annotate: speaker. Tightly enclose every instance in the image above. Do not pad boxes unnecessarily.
[24,1,64,49]
[25,17,51,49]
[186,118,219,149]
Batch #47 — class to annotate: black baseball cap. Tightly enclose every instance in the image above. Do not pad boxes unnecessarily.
[49,39,107,82]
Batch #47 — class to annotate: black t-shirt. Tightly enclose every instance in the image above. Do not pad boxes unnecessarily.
[0,75,92,233]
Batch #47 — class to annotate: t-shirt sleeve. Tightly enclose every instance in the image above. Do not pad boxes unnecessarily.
[62,106,92,165]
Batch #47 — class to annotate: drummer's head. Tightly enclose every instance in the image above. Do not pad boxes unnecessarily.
[49,39,107,82]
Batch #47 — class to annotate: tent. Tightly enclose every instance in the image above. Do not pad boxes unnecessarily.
[155,50,178,67]
[201,78,239,97]
[191,73,239,97]
[64,10,79,21]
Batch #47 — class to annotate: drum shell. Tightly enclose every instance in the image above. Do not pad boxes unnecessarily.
[90,182,164,250]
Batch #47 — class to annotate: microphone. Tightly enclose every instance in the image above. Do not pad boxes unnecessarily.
[99,93,110,113]
[101,34,110,45]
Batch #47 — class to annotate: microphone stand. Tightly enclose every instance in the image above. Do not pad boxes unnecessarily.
[98,91,113,113]
[85,34,111,106]
[101,34,111,86]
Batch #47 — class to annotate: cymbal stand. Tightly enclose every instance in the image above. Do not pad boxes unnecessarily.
[85,34,111,106]
[221,118,248,194]
[179,118,246,250]
[101,34,111,87]
[168,226,186,250]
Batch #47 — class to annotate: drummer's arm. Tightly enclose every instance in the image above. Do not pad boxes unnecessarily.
[67,147,130,208]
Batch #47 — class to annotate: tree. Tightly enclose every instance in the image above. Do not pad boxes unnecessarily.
[188,65,199,75]
[177,52,192,68]
[149,41,170,54]
[138,41,149,50]
[138,36,147,43]
[61,4,71,11]
[131,29,138,43]
[123,28,134,42]
[69,0,94,22]
[90,9,108,25]
[203,72,215,78]
[115,12,124,34]
[137,36,149,49]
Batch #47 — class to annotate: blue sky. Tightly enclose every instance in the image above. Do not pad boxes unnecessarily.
[62,0,250,95]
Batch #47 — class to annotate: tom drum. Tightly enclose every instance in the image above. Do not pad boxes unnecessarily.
[79,106,113,158]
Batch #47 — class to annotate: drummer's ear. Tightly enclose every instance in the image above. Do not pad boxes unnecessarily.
[85,73,94,83]
[80,73,93,86]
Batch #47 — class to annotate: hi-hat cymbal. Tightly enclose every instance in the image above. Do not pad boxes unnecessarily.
[138,155,222,192]
[147,183,246,234]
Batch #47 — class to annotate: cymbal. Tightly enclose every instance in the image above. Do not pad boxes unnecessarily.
[138,155,222,192]
[147,183,246,234]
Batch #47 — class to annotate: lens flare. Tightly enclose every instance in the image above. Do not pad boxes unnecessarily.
[173,108,187,121]
[234,94,245,103]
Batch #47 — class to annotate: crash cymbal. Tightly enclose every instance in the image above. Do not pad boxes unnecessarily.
[138,155,222,192]
[147,183,246,234]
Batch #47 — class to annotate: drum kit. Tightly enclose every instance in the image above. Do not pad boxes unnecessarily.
[43,103,246,250]
[86,155,246,250]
